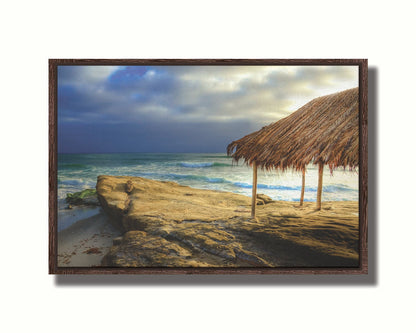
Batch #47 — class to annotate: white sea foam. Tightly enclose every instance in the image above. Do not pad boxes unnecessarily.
[58,153,359,203]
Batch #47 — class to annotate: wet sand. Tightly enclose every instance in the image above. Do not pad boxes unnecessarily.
[57,211,121,267]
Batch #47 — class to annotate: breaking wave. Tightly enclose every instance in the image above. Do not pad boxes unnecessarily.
[179,162,230,168]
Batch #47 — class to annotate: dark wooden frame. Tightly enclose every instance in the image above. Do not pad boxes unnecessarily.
[49,59,368,275]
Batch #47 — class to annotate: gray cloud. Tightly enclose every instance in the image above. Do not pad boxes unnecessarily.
[58,65,358,152]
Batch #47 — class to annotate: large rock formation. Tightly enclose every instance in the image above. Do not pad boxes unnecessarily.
[96,175,359,268]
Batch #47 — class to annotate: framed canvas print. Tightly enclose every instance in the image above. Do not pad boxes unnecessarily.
[49,59,368,274]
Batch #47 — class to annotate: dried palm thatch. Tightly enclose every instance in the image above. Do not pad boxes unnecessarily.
[227,87,359,172]
[227,87,359,214]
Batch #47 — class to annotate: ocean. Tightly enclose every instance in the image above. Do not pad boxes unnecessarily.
[58,152,358,208]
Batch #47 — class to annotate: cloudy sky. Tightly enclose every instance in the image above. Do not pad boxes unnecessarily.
[58,65,358,153]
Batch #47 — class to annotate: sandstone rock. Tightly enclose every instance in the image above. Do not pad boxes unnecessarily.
[112,237,123,246]
[256,199,264,205]
[256,193,273,204]
[102,231,210,267]
[96,176,360,268]
[125,180,134,193]
[96,175,251,232]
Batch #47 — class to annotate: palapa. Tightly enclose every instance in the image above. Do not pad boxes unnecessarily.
[227,87,359,216]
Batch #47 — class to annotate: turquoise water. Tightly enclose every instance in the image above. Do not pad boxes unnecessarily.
[58,152,358,205]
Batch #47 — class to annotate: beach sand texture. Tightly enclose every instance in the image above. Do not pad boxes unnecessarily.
[57,211,121,267]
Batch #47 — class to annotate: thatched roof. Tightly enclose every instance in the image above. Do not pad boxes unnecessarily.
[227,87,359,172]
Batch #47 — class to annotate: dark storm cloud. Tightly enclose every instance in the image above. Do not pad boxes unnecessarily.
[58,119,256,154]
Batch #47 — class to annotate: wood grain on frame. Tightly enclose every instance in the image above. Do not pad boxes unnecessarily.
[49,61,58,274]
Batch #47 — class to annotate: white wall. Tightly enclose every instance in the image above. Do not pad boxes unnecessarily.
[1,1,414,332]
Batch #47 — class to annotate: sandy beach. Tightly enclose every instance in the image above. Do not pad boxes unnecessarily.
[57,209,121,267]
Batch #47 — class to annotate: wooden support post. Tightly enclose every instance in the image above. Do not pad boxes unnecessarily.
[317,162,324,210]
[251,161,258,218]
[300,168,305,206]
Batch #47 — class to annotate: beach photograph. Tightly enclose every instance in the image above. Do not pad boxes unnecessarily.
[54,62,362,269]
